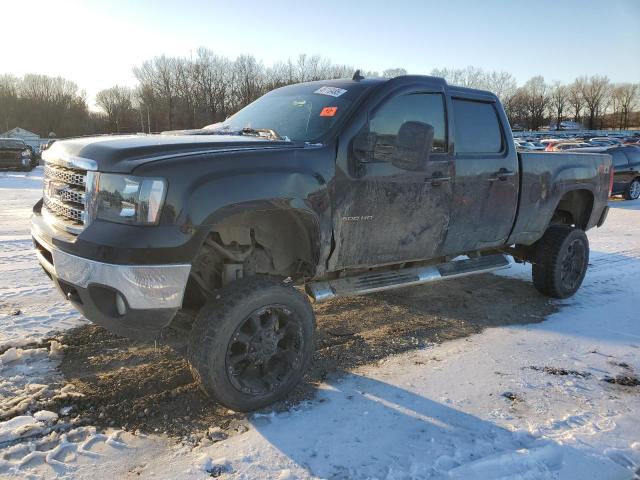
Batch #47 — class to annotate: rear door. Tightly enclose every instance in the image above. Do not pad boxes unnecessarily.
[440,96,519,255]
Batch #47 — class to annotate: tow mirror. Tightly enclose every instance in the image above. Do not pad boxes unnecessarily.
[352,131,377,163]
[392,121,434,171]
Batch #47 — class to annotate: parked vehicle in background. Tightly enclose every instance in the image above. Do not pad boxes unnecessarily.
[570,146,640,200]
[589,137,623,147]
[549,142,592,151]
[32,75,613,410]
[0,138,35,171]
[515,141,544,151]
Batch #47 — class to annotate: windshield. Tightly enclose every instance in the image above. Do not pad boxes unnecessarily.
[0,139,25,149]
[207,82,371,142]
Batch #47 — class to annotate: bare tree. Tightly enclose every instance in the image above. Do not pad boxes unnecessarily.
[14,74,90,136]
[96,86,134,133]
[567,79,585,125]
[134,56,178,130]
[431,66,516,105]
[232,55,265,109]
[549,81,568,130]
[579,75,611,130]
[382,68,408,78]
[520,76,549,131]
[612,83,638,130]
[0,74,19,133]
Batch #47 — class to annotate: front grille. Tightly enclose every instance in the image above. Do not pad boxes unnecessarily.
[43,196,84,222]
[42,162,88,234]
[44,164,86,186]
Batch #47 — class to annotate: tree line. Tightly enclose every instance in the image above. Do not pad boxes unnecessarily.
[0,74,103,137]
[1,51,638,138]
[431,66,638,131]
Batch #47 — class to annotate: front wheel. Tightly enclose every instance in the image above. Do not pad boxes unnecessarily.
[187,276,315,411]
[624,179,640,200]
[532,225,589,299]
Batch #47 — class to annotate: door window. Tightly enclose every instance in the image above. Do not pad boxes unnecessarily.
[453,99,503,154]
[369,93,447,163]
[623,148,640,165]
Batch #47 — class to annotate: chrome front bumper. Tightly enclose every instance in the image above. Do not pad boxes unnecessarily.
[33,232,191,310]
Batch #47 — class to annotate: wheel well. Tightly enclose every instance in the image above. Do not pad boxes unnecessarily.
[551,189,594,230]
[184,209,319,308]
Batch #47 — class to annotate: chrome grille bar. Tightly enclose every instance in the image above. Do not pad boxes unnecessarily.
[44,164,86,187]
[42,159,90,235]
[43,196,85,223]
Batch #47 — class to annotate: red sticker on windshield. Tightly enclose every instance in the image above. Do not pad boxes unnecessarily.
[320,106,338,117]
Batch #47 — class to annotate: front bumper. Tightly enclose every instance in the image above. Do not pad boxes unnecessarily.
[32,230,191,340]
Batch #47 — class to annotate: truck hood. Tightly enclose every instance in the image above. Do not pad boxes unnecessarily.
[42,134,297,173]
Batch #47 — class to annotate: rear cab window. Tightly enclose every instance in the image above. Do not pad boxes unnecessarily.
[452,98,503,155]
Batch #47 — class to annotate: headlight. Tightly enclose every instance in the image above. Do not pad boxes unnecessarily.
[95,173,166,225]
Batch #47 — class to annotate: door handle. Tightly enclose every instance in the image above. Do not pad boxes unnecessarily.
[490,168,515,181]
[428,173,451,186]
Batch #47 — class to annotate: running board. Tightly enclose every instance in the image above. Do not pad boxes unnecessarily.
[306,254,510,302]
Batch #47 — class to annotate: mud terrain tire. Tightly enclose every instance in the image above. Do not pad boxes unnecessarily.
[187,276,315,411]
[532,225,589,299]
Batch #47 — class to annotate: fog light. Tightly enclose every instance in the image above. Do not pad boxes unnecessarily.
[115,293,126,316]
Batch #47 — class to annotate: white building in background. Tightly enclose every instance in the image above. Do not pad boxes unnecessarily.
[0,127,43,152]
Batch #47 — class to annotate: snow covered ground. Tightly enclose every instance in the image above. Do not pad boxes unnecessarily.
[1,168,639,479]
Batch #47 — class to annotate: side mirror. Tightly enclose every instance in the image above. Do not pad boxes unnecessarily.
[392,121,434,171]
[351,131,377,163]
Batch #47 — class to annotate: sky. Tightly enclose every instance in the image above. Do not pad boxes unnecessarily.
[1,0,639,111]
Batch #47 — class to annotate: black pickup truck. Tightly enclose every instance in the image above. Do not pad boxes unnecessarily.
[0,138,35,171]
[32,74,612,410]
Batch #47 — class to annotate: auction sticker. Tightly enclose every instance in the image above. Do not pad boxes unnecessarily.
[320,106,338,117]
[314,86,347,97]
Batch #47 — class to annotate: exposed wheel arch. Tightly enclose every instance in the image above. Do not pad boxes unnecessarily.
[212,207,320,276]
[184,206,320,308]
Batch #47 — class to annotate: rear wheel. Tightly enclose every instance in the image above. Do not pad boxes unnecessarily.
[187,276,315,411]
[623,179,640,200]
[532,225,589,299]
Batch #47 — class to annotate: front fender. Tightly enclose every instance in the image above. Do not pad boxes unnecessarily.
[184,171,332,276]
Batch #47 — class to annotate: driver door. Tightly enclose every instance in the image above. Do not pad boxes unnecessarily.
[329,90,453,270]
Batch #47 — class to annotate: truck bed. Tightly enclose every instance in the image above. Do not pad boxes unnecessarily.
[508,151,612,245]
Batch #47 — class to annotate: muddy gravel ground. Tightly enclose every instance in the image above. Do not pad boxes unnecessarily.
[48,274,557,442]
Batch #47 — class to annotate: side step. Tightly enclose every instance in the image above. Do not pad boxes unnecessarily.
[306,254,510,302]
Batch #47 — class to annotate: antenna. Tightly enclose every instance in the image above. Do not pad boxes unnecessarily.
[352,69,365,81]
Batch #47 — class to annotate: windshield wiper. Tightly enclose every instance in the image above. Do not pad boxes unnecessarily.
[239,127,288,141]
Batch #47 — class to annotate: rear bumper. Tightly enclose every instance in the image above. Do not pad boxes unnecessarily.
[32,230,191,340]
